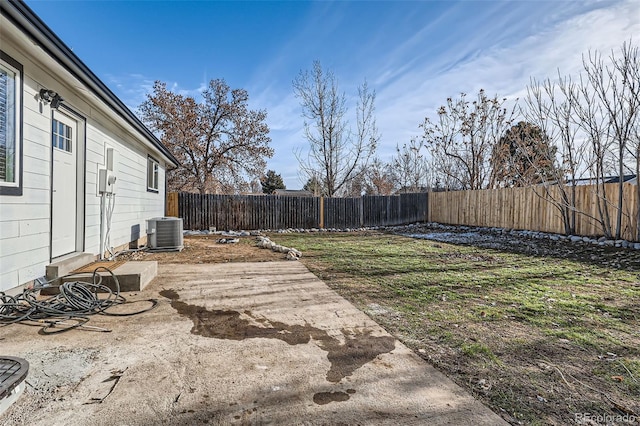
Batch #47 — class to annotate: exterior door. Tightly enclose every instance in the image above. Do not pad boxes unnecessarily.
[51,110,77,258]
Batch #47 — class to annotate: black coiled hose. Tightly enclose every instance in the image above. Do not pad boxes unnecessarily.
[0,267,156,333]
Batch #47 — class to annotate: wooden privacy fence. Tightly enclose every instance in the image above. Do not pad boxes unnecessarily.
[428,183,638,241]
[166,192,429,231]
[167,184,638,240]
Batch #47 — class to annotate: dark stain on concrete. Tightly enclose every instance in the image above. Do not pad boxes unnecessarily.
[160,289,396,382]
[318,329,397,383]
[160,289,310,345]
[313,389,355,405]
[160,288,179,300]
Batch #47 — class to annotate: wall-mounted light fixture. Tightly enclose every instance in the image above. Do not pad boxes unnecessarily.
[39,88,63,109]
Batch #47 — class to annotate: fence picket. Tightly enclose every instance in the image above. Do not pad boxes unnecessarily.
[428,183,638,241]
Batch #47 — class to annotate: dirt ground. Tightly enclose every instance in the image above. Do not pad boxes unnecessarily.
[123,235,285,264]
[151,225,640,273]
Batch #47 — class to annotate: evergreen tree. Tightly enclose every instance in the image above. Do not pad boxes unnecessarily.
[490,121,558,187]
[260,170,285,194]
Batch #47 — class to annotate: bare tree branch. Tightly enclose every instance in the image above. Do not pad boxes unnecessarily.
[422,90,515,190]
[293,61,378,197]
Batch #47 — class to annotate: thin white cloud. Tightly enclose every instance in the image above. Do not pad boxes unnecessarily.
[105,0,639,189]
[105,73,155,113]
[370,0,638,158]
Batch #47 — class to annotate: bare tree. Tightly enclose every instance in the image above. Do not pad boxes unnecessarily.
[582,41,640,239]
[520,42,640,239]
[361,157,396,195]
[391,138,429,192]
[139,80,273,194]
[572,70,616,237]
[523,76,586,235]
[422,89,515,190]
[426,155,465,191]
[341,170,366,197]
[249,179,262,194]
[293,61,378,197]
[635,122,640,240]
[302,173,326,197]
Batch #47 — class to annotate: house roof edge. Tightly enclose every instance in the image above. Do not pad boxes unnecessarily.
[1,0,180,167]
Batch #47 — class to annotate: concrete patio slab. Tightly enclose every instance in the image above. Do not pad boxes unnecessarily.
[0,261,507,425]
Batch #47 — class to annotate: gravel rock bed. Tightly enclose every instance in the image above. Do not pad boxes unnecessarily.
[183,227,379,236]
[392,222,640,271]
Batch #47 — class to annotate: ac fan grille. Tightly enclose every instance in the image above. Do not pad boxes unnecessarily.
[156,221,182,247]
[148,218,183,250]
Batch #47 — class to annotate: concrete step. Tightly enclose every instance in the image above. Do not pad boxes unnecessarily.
[46,253,96,281]
[42,261,157,294]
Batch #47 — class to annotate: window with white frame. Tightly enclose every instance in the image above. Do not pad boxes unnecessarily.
[147,156,159,192]
[0,51,22,195]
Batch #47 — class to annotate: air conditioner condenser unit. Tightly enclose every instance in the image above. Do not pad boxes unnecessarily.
[147,217,184,251]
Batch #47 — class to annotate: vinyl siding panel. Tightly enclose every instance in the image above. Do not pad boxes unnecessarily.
[0,71,51,290]
[83,117,165,256]
[19,218,49,236]
[0,221,19,240]
[0,270,19,292]
[0,17,170,292]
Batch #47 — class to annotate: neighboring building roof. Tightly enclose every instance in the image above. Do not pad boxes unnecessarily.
[565,174,637,186]
[395,186,430,194]
[273,189,314,197]
[603,174,636,184]
[0,0,179,167]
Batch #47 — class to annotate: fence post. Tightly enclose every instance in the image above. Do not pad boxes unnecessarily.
[425,192,429,222]
[319,197,324,229]
[166,192,178,217]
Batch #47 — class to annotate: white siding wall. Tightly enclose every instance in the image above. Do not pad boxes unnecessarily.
[0,30,168,293]
[83,114,166,256]
[0,49,52,291]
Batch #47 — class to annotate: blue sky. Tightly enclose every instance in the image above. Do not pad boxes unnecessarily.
[26,0,639,189]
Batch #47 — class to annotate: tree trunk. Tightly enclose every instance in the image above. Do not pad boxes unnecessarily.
[615,157,624,239]
[570,184,576,235]
[636,149,640,241]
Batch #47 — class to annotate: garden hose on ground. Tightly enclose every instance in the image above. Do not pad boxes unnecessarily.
[0,267,157,334]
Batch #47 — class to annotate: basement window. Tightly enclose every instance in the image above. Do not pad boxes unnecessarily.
[0,51,23,196]
[147,156,159,192]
